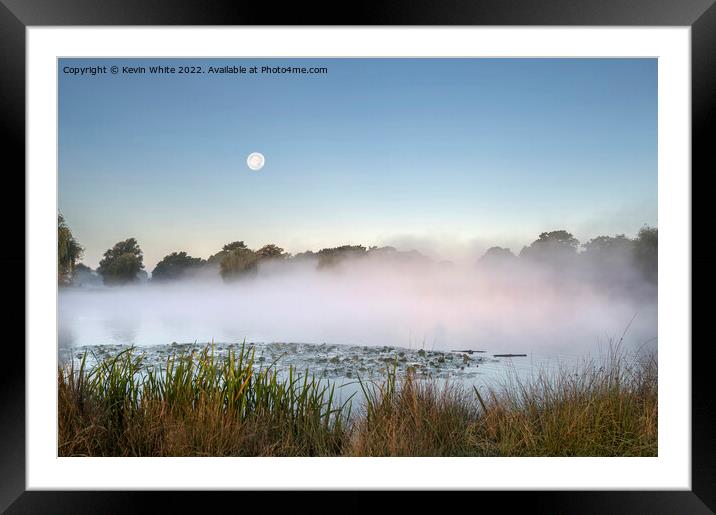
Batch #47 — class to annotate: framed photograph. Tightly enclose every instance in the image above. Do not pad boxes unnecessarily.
[3,0,711,511]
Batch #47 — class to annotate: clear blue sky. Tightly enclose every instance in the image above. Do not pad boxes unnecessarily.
[59,58,657,270]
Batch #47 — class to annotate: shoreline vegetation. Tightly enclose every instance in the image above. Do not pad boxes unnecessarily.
[58,343,657,457]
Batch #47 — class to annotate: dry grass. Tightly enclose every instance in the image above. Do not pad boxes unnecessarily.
[466,351,658,456]
[349,368,479,456]
[58,344,657,457]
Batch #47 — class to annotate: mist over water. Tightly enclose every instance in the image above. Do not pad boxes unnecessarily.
[59,252,657,361]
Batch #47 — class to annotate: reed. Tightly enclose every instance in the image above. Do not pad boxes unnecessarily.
[58,343,657,457]
[58,343,351,456]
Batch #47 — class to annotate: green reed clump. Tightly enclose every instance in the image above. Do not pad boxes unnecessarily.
[59,343,351,456]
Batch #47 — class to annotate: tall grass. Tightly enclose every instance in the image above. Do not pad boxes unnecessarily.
[59,343,657,457]
[350,362,479,456]
[466,349,658,456]
[59,344,350,456]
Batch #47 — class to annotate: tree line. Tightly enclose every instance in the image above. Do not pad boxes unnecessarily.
[58,216,657,287]
[480,228,657,284]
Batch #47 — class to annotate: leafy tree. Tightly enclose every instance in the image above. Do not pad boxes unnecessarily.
[582,235,635,269]
[220,247,259,281]
[479,246,516,266]
[582,234,634,255]
[579,234,638,287]
[222,241,248,252]
[207,241,248,266]
[633,225,658,283]
[137,270,149,283]
[368,245,396,255]
[367,246,431,265]
[74,262,92,274]
[71,263,102,287]
[97,238,145,285]
[317,245,368,268]
[292,250,316,262]
[256,244,286,260]
[151,251,205,282]
[520,230,580,263]
[58,215,83,286]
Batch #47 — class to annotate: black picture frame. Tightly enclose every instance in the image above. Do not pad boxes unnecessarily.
[2,1,711,512]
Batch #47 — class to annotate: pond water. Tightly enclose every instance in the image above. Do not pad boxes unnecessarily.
[61,342,611,410]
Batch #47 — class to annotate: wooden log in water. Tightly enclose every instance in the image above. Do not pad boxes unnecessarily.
[493,353,527,357]
[451,350,486,354]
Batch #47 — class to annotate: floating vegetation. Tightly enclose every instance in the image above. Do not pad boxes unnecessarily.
[60,341,498,384]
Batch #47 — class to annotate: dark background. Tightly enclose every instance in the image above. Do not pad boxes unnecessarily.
[1,0,712,512]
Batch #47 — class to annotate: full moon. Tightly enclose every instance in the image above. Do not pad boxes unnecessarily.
[246,152,265,171]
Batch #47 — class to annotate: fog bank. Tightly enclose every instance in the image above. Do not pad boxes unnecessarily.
[59,253,657,358]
